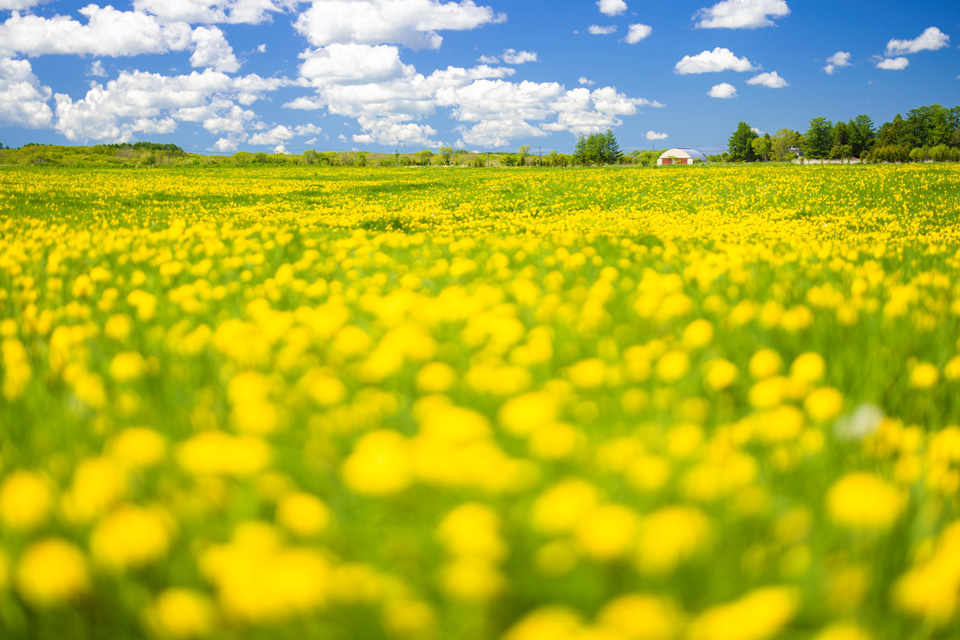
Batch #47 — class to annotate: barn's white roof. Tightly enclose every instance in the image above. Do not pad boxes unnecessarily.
[658,148,708,162]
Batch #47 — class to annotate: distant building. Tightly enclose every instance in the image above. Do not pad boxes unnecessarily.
[657,148,708,166]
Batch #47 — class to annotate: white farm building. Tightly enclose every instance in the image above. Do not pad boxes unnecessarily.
[657,148,708,166]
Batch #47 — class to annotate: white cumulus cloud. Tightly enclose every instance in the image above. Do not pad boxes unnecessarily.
[88,60,108,77]
[876,57,909,71]
[707,82,737,98]
[133,0,298,24]
[695,0,789,29]
[625,23,652,44]
[646,131,668,141]
[588,25,617,35]
[190,26,240,72]
[886,27,949,56]
[294,0,505,51]
[0,6,193,57]
[0,0,41,9]
[675,47,756,74]
[300,44,413,85]
[597,0,627,16]
[53,69,287,142]
[0,56,53,128]
[823,51,850,75]
[578,77,595,86]
[746,71,787,88]
[502,49,537,64]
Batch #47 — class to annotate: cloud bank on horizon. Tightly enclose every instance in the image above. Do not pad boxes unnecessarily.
[0,0,955,152]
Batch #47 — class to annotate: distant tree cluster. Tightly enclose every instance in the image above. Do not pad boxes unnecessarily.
[573,130,623,166]
[727,104,960,163]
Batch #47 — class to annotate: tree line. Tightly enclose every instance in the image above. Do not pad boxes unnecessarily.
[727,103,960,163]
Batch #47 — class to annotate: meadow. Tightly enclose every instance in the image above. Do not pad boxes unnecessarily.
[1,163,960,640]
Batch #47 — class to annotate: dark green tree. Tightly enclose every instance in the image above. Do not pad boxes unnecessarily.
[803,117,833,159]
[728,122,759,162]
[601,129,622,164]
[847,115,875,157]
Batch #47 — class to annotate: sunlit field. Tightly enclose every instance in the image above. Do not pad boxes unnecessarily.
[2,164,960,640]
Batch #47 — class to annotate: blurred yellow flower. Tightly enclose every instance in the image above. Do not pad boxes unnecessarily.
[109,351,147,382]
[502,606,584,640]
[143,588,217,638]
[340,430,412,495]
[909,362,939,389]
[687,586,799,640]
[636,506,711,574]
[804,387,844,422]
[16,538,90,607]
[90,504,173,571]
[275,491,331,538]
[107,427,167,469]
[704,358,739,391]
[749,349,783,379]
[597,593,685,640]
[656,351,690,383]
[0,470,53,530]
[574,504,639,560]
[826,472,905,531]
[790,352,826,383]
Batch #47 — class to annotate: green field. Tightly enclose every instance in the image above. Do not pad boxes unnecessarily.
[2,164,960,639]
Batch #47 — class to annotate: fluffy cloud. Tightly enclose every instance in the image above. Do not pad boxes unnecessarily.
[886,27,949,56]
[133,0,297,25]
[88,60,108,77]
[707,82,737,98]
[300,44,413,85]
[212,137,239,152]
[353,116,438,146]
[0,0,41,9]
[247,124,321,147]
[625,24,652,44]
[646,131,668,141]
[190,26,240,72]
[876,57,909,71]
[53,69,287,141]
[502,49,537,64]
[746,71,787,88]
[0,57,53,128]
[0,6,193,57]
[578,77,595,86]
[293,0,505,50]
[588,25,617,35]
[823,51,851,75]
[597,0,627,16]
[675,47,755,74]
[695,0,789,29]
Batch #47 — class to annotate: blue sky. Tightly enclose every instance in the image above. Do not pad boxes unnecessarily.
[0,0,957,154]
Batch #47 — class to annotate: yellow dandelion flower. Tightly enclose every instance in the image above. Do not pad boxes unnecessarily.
[275,492,331,538]
[340,430,412,496]
[597,594,685,640]
[804,387,844,422]
[812,623,874,640]
[682,319,715,350]
[909,362,939,389]
[90,504,173,571]
[749,349,783,379]
[0,470,53,530]
[109,351,147,382]
[107,427,167,469]
[790,352,826,383]
[826,472,905,531]
[502,606,584,640]
[144,588,217,639]
[531,479,600,535]
[687,586,799,640]
[656,351,690,383]
[704,358,739,391]
[574,504,639,561]
[16,538,90,607]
